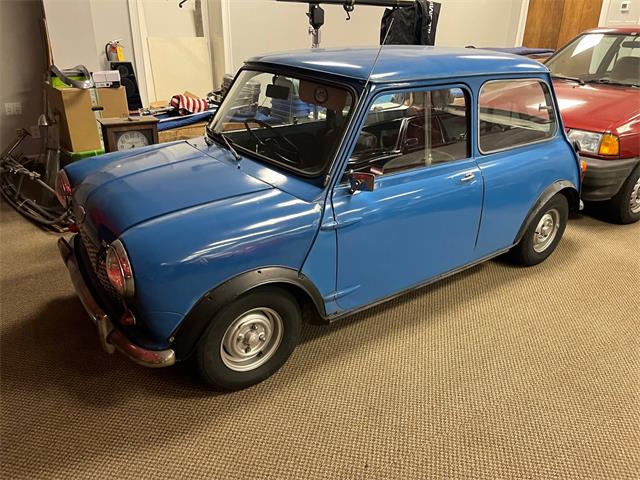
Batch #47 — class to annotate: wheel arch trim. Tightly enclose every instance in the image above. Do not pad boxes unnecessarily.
[171,267,326,359]
[514,180,578,246]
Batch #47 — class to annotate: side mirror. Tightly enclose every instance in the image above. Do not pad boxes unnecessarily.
[572,140,581,154]
[348,172,375,194]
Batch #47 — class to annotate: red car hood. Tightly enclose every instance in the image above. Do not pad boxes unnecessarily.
[553,80,639,133]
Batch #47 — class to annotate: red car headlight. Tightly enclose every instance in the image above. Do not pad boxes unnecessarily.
[54,169,72,208]
[106,240,135,297]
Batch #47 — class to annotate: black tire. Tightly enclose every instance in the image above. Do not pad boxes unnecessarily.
[510,193,569,266]
[604,166,640,224]
[196,287,301,390]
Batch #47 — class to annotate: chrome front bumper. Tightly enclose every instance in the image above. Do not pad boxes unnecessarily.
[58,237,176,368]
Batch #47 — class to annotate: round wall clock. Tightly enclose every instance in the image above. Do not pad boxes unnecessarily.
[116,130,151,150]
[99,117,159,153]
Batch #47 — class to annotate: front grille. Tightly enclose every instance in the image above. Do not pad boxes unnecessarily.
[77,225,121,304]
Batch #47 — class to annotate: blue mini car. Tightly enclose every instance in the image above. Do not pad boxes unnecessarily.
[57,47,581,389]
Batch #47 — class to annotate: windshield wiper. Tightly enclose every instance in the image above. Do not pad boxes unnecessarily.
[208,129,241,161]
[551,74,585,85]
[584,78,638,88]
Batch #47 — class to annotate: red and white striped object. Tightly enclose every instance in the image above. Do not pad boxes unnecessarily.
[170,94,208,115]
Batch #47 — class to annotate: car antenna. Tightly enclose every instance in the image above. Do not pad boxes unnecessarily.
[324,18,394,187]
[362,17,394,100]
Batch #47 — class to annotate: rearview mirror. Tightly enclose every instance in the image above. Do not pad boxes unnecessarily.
[348,172,375,194]
[266,84,290,100]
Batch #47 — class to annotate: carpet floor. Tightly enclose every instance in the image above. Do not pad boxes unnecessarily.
[1,201,638,479]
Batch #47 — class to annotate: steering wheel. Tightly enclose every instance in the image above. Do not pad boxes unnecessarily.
[244,119,301,165]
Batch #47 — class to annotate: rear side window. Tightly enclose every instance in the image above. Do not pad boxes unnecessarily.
[478,79,557,153]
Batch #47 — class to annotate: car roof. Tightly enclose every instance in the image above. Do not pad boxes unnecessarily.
[247,46,548,83]
[583,26,640,35]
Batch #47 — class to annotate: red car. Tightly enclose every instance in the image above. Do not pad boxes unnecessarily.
[545,27,640,224]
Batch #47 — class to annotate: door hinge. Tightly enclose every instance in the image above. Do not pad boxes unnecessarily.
[320,216,363,231]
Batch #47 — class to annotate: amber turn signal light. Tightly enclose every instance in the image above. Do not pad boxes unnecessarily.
[581,160,587,174]
[598,134,619,156]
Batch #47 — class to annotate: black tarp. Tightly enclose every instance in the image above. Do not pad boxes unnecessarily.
[380,0,441,46]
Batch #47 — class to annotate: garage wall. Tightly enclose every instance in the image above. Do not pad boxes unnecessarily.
[211,0,527,82]
[90,0,137,70]
[599,0,640,26]
[42,0,135,72]
[209,0,383,82]
[142,0,199,37]
[0,0,45,154]
[437,0,526,48]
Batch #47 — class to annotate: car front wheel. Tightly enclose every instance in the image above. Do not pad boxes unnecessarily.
[510,193,569,266]
[196,287,301,390]
[606,165,640,224]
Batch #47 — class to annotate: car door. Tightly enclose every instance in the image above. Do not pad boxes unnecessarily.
[330,85,484,311]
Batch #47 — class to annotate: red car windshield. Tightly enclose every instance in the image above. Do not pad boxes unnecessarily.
[546,32,640,87]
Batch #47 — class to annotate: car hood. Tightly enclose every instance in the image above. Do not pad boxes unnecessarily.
[68,141,273,235]
[553,80,639,133]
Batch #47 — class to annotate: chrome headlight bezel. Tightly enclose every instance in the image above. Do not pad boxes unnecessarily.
[105,239,135,298]
[55,169,72,208]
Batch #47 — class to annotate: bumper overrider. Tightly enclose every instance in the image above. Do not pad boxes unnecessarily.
[57,237,176,368]
[581,156,640,202]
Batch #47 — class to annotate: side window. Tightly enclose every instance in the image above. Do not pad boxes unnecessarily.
[348,87,469,176]
[478,80,557,154]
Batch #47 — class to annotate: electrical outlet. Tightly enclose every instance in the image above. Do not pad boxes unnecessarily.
[29,126,41,139]
[4,102,22,116]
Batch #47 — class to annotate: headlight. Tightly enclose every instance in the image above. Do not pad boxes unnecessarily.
[54,169,72,208]
[105,240,135,297]
[566,129,602,155]
[567,130,620,157]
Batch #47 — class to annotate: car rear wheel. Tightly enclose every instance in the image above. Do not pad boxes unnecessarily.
[509,194,569,266]
[196,287,301,390]
[605,166,640,224]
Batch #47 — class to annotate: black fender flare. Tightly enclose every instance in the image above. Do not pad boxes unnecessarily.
[171,267,326,359]
[513,180,578,246]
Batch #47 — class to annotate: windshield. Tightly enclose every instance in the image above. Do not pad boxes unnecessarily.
[208,70,355,176]
[546,33,640,86]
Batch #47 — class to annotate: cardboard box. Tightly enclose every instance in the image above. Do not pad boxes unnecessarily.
[46,84,129,153]
[158,121,208,143]
[95,87,129,118]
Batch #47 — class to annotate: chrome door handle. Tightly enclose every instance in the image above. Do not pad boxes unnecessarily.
[460,172,476,183]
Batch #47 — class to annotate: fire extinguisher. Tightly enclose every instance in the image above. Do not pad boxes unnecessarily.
[105,39,125,62]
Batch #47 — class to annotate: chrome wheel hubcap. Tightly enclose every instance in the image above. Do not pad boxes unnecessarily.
[630,177,640,214]
[533,209,560,253]
[220,308,283,372]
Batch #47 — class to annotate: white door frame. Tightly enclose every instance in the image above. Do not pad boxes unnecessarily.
[515,0,531,47]
[127,0,153,106]
[207,0,234,86]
